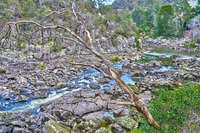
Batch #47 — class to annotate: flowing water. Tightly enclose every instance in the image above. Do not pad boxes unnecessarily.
[0,50,192,113]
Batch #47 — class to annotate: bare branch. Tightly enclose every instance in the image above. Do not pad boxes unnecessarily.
[44,9,67,18]
[110,102,136,107]
[71,2,78,21]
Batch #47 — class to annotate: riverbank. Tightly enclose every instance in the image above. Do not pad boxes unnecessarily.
[0,38,200,132]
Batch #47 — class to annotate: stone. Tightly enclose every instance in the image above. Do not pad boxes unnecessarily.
[14,95,29,102]
[133,70,145,77]
[111,123,123,133]
[60,111,72,120]
[1,90,11,100]
[43,120,71,133]
[12,127,30,133]
[56,82,66,89]
[138,91,152,103]
[10,121,27,127]
[34,52,43,59]
[0,126,13,133]
[74,102,101,116]
[35,81,46,86]
[97,78,109,84]
[116,117,138,130]
[95,127,112,133]
[89,82,101,89]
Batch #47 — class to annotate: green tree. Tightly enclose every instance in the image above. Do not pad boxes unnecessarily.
[132,6,154,34]
[156,4,174,37]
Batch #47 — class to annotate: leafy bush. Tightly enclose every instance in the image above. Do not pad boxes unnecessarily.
[111,56,121,62]
[24,50,28,55]
[0,67,6,73]
[184,41,196,48]
[135,33,141,50]
[39,63,45,68]
[196,38,200,44]
[50,44,62,53]
[131,129,146,133]
[156,4,174,37]
[139,84,200,133]
[132,7,154,34]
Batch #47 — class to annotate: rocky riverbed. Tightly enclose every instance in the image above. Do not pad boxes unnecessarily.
[0,40,200,132]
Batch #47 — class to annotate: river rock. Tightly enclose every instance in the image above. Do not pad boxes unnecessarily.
[95,127,112,133]
[138,91,152,103]
[12,127,30,133]
[110,123,123,133]
[116,117,138,130]
[10,120,27,128]
[0,126,13,133]
[89,82,101,89]
[97,78,109,84]
[148,61,162,67]
[14,95,29,102]
[43,120,71,133]
[56,82,66,89]
[133,70,145,77]
[1,89,11,100]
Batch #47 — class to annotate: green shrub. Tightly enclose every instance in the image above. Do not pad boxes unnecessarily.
[184,41,196,48]
[24,50,28,55]
[139,84,200,133]
[111,56,121,62]
[39,63,45,68]
[50,44,62,53]
[101,24,107,34]
[196,38,200,44]
[135,33,141,50]
[156,4,174,37]
[0,67,6,73]
[131,129,146,133]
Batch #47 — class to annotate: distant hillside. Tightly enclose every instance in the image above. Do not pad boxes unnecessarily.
[111,0,198,9]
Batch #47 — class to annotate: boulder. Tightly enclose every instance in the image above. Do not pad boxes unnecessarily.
[116,117,138,130]
[89,82,101,89]
[43,120,71,133]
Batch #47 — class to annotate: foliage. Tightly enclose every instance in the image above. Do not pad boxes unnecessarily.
[184,41,196,48]
[39,63,45,68]
[23,50,28,55]
[192,6,200,16]
[21,0,37,18]
[138,54,175,66]
[135,33,141,50]
[50,44,62,53]
[110,56,121,62]
[131,129,146,133]
[132,6,154,34]
[0,67,6,73]
[105,8,137,37]
[156,4,174,37]
[197,38,200,44]
[139,84,200,133]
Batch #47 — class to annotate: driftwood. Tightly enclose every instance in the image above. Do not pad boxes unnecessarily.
[1,20,160,129]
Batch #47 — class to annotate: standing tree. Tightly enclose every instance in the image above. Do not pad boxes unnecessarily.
[156,4,174,37]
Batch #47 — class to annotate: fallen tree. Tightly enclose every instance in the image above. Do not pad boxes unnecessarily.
[0,1,160,128]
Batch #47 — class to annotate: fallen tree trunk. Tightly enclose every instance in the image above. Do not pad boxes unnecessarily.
[1,20,160,129]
